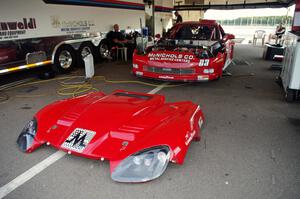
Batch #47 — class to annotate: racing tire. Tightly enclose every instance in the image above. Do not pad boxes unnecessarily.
[285,88,295,103]
[97,40,111,61]
[78,42,95,67]
[53,45,76,74]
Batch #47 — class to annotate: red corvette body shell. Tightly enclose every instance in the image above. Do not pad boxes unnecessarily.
[25,90,204,173]
[133,20,235,82]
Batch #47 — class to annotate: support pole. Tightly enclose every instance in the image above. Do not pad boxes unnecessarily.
[152,0,155,37]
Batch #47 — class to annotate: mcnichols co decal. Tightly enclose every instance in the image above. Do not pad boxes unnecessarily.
[148,53,195,63]
[0,18,36,40]
[51,16,95,34]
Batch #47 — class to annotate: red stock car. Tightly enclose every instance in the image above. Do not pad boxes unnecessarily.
[133,20,235,81]
[17,90,204,183]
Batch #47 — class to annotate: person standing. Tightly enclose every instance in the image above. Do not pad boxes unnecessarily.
[268,23,286,44]
[174,11,183,24]
[275,23,286,44]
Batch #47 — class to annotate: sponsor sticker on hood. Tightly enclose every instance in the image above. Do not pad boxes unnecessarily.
[61,128,96,153]
[148,52,195,63]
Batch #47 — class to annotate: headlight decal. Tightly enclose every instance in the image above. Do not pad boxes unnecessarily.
[111,146,170,183]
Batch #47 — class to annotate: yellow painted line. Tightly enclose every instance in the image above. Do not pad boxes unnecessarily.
[0,60,52,75]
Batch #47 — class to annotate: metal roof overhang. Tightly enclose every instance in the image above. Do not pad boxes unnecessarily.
[174,0,295,10]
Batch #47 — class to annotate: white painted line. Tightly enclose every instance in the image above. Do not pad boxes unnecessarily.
[0,82,167,198]
[231,60,236,66]
[0,151,66,198]
[245,61,251,66]
[147,82,168,94]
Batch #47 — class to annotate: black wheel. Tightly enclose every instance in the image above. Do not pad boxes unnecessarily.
[98,40,111,61]
[285,88,295,102]
[53,45,76,73]
[78,42,95,67]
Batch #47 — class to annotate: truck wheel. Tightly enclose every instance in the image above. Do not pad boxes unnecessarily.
[78,42,94,66]
[98,40,110,60]
[53,45,76,73]
[285,88,295,102]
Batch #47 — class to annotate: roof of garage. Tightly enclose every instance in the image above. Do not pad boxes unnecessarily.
[174,0,295,10]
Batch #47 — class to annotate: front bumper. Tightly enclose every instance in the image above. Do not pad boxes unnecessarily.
[132,68,219,82]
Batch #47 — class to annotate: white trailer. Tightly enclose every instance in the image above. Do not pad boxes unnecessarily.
[0,0,173,75]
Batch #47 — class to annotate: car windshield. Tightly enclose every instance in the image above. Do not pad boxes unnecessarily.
[165,24,217,40]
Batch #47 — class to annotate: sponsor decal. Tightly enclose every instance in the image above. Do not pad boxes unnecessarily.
[0,18,36,40]
[120,141,129,151]
[61,128,96,153]
[158,75,174,79]
[51,16,95,34]
[148,52,194,63]
[173,147,181,155]
[185,130,196,146]
[197,75,209,81]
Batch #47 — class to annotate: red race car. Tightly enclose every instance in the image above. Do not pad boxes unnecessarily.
[17,90,205,182]
[133,20,235,81]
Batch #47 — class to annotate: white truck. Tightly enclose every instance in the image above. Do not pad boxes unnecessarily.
[0,0,173,75]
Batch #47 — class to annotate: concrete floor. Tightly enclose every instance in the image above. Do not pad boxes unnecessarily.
[0,44,299,199]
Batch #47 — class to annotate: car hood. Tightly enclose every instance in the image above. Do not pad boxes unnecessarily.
[18,90,204,178]
[135,40,220,67]
[33,90,197,162]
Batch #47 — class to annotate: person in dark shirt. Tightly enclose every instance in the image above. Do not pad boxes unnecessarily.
[174,11,183,24]
[106,24,135,60]
[106,24,129,47]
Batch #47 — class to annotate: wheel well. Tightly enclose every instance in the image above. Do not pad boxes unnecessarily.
[52,43,75,63]
[99,39,110,48]
[78,42,96,55]
[52,44,77,73]
[79,41,94,49]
